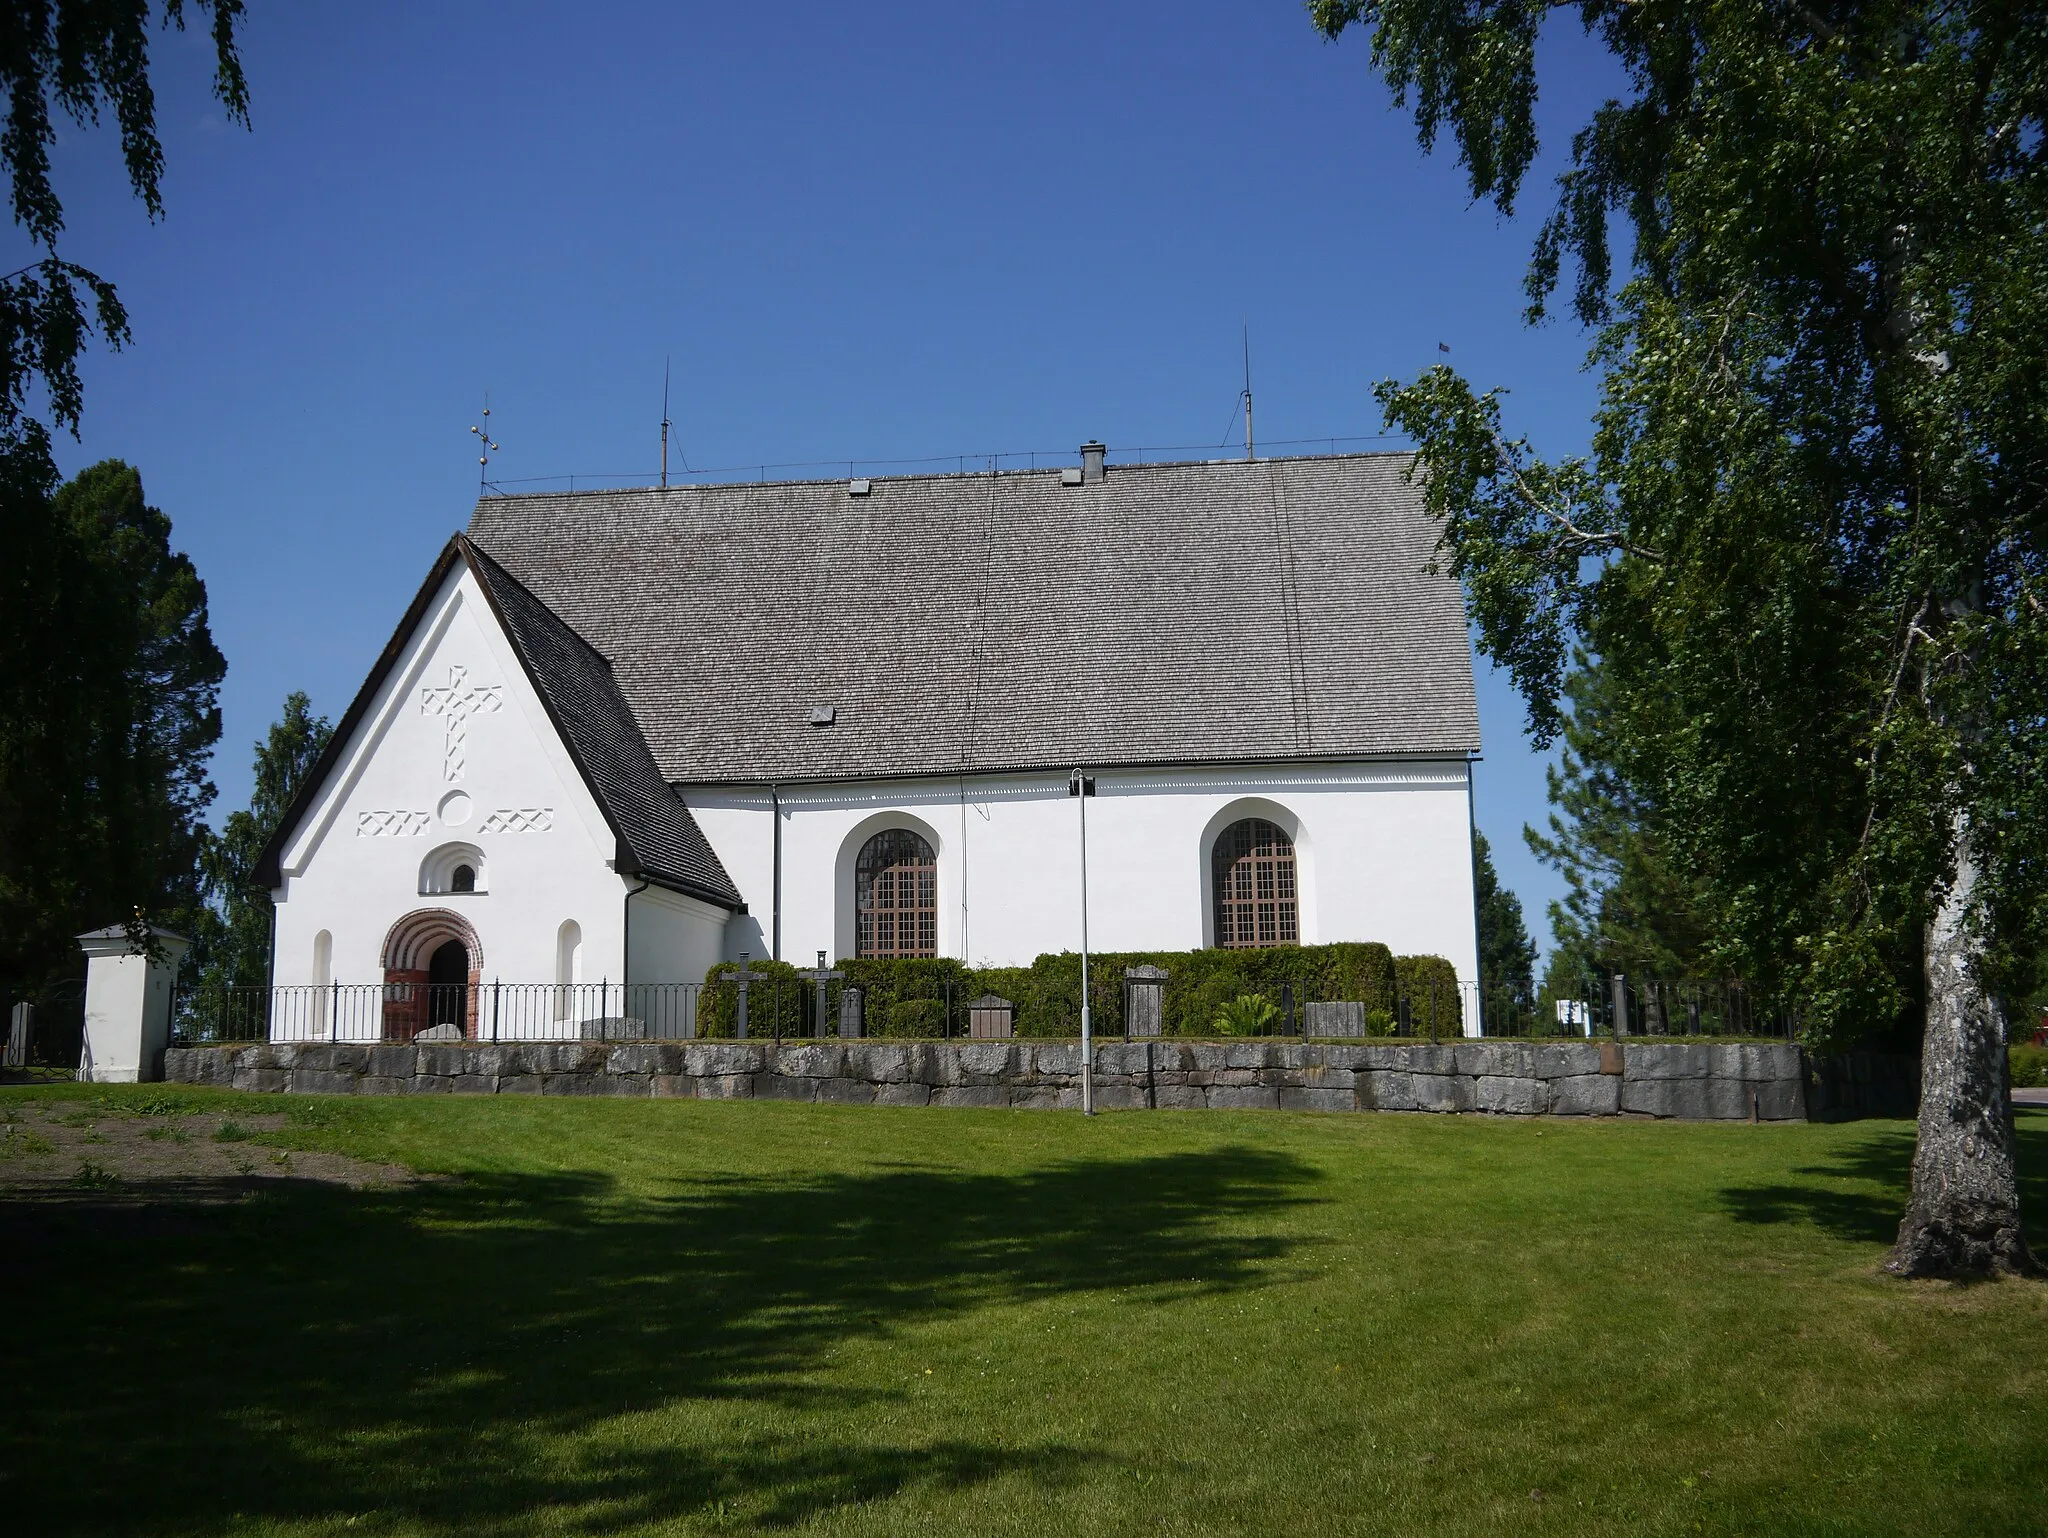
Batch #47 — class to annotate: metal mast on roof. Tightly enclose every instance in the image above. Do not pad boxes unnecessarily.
[660,358,672,489]
[1243,324,1254,461]
[469,396,499,490]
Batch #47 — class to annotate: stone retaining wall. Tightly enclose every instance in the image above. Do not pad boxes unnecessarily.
[164,1038,1809,1119]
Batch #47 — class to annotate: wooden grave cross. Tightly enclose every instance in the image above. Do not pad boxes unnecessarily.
[728,953,768,1040]
[798,949,843,1039]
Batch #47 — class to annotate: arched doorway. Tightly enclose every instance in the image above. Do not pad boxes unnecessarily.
[380,908,483,1040]
[425,939,471,1031]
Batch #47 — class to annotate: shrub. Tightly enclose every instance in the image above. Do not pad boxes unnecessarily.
[697,957,805,1038]
[699,942,1461,1040]
[1212,995,1279,1035]
[877,998,947,1038]
[2012,1044,2048,1090]
[1393,954,1464,1036]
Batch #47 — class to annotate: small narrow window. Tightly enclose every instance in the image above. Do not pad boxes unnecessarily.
[421,843,485,894]
[554,920,582,1021]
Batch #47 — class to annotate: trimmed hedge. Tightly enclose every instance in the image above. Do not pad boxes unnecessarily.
[697,942,1463,1039]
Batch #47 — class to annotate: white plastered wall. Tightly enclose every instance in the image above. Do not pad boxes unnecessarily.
[680,760,1479,987]
[271,564,725,1032]
[627,884,730,987]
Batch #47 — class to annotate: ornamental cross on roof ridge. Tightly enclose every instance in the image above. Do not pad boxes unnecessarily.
[420,665,502,783]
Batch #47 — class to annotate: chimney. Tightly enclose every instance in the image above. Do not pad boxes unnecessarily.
[1080,441,1106,484]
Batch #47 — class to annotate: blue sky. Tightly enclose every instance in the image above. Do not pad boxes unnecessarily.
[33,3,1622,962]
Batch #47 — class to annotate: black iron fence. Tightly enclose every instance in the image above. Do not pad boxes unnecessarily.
[1501,977,1799,1041]
[1,980,85,1072]
[166,972,1798,1048]
[172,982,706,1046]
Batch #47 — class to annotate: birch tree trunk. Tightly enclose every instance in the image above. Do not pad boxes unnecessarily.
[1886,813,2038,1277]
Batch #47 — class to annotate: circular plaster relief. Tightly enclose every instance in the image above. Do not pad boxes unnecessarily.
[437,790,473,826]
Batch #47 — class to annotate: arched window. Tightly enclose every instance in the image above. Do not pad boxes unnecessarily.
[420,842,485,895]
[855,828,937,958]
[1211,818,1298,949]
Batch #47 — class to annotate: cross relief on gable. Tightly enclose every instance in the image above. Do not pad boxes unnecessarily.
[420,664,502,783]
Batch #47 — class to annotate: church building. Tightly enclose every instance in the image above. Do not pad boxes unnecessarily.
[254,445,1483,1035]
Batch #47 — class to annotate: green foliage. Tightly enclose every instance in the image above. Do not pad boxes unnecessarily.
[696,957,805,1039]
[0,3,247,433]
[211,1120,250,1144]
[0,459,225,995]
[700,943,1461,1038]
[1525,659,1715,984]
[69,1158,117,1189]
[1472,829,1535,1021]
[0,9,248,1009]
[1317,0,2048,1049]
[183,693,334,997]
[2010,1046,2048,1091]
[1211,995,1280,1036]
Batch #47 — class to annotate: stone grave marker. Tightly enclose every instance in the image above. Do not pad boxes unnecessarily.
[1123,965,1167,1038]
[968,994,1014,1040]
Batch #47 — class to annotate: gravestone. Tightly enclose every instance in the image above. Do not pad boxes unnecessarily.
[416,1023,464,1042]
[4,1002,30,1069]
[728,954,767,1040]
[1304,1001,1365,1038]
[1123,965,1167,1038]
[968,994,1014,1040]
[797,951,843,1041]
[838,986,864,1039]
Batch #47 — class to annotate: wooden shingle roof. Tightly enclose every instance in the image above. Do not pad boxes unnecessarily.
[465,451,1479,785]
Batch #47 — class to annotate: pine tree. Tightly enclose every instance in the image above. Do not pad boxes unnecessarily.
[1472,830,1535,1028]
[186,694,334,996]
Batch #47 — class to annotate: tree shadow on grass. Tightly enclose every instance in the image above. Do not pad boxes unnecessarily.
[0,1143,1320,1535]
[1717,1107,2048,1250]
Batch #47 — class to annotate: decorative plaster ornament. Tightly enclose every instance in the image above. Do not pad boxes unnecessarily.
[480,807,553,834]
[357,810,431,837]
[420,665,502,783]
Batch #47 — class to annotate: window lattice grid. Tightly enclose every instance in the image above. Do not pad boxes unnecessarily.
[855,828,939,959]
[1212,818,1298,950]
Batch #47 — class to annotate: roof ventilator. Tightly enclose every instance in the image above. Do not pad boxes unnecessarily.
[1060,467,1083,486]
[809,705,837,726]
[848,477,872,496]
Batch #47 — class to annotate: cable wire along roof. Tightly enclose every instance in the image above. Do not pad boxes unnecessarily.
[465,451,1479,785]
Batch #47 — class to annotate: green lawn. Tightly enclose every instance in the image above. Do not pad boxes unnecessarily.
[3,1085,2044,1536]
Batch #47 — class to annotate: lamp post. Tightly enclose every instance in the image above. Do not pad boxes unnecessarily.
[1070,768,1096,1115]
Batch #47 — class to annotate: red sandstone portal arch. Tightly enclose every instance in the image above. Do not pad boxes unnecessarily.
[381,908,483,1041]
